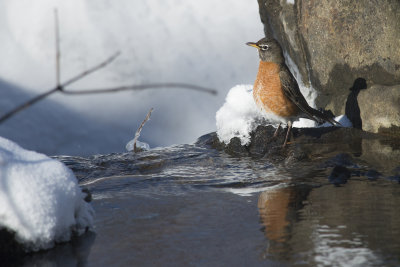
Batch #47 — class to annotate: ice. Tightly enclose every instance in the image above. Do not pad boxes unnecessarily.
[0,136,94,252]
[216,85,351,145]
[126,140,150,152]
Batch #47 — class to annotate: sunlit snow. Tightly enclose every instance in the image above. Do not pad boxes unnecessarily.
[0,136,93,252]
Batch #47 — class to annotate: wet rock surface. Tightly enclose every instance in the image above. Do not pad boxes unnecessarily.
[256,0,400,135]
[202,126,369,158]
[199,125,400,184]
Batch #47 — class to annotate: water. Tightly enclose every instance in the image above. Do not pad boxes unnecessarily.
[11,136,400,266]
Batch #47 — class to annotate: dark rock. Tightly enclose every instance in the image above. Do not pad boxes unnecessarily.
[0,229,25,262]
[225,137,249,156]
[322,153,356,168]
[195,132,225,150]
[208,124,400,169]
[82,188,92,203]
[329,165,351,186]
[365,169,381,180]
[257,0,400,135]
[248,125,278,156]
[387,167,400,183]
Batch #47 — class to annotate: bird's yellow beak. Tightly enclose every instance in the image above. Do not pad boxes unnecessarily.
[246,42,259,48]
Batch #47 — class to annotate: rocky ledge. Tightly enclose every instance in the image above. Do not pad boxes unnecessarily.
[197,125,400,183]
[256,0,400,135]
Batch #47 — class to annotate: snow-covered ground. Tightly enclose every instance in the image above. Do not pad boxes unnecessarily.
[0,0,262,156]
[0,136,93,252]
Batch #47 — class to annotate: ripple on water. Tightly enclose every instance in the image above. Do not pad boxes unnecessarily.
[53,141,400,267]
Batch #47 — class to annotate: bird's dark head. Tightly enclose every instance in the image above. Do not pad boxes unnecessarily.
[246,38,284,63]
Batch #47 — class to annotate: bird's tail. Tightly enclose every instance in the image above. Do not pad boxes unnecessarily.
[305,106,342,127]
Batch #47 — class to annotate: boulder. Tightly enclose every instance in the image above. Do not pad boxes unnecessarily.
[257,0,400,135]
[358,84,400,135]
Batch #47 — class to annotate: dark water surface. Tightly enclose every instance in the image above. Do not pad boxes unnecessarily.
[16,136,400,266]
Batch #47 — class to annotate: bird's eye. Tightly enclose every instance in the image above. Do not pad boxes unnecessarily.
[260,45,269,50]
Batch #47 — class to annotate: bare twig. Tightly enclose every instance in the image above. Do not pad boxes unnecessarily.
[62,83,217,95]
[0,11,217,125]
[54,9,61,87]
[61,51,121,88]
[0,52,120,124]
[0,88,60,124]
[133,108,153,152]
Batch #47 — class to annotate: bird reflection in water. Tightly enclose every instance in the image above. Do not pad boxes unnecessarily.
[258,186,312,259]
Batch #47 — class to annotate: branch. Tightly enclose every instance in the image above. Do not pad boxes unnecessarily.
[133,107,153,152]
[0,88,60,124]
[61,51,121,88]
[54,9,61,87]
[0,11,217,125]
[0,51,120,124]
[62,83,217,95]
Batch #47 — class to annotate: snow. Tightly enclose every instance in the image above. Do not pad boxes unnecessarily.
[0,136,93,252]
[216,85,266,145]
[0,0,262,155]
[216,85,352,145]
[320,115,353,128]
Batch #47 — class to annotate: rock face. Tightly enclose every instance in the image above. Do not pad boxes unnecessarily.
[257,0,400,134]
[358,84,400,135]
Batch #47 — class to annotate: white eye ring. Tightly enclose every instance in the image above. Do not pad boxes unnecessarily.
[259,44,269,50]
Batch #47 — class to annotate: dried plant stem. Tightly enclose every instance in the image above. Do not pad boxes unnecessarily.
[133,108,154,152]
[61,51,121,88]
[0,10,217,125]
[62,83,217,95]
[55,9,61,87]
[0,88,60,123]
[0,52,120,124]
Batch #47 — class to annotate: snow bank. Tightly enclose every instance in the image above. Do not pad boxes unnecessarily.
[216,85,352,145]
[216,85,267,145]
[0,136,93,252]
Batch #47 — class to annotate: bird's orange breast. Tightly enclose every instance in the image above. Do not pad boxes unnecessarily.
[253,61,299,117]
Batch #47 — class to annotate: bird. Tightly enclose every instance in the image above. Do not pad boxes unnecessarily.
[246,37,341,147]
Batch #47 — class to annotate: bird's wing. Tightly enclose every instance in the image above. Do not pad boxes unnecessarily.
[279,66,318,122]
[279,65,341,126]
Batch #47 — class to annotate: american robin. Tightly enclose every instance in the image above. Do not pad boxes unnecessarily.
[247,37,340,146]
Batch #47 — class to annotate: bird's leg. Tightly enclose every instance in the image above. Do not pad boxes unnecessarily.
[273,123,281,138]
[282,121,292,147]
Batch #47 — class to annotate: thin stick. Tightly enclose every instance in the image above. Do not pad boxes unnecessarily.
[62,83,217,95]
[0,51,120,124]
[61,51,121,88]
[133,108,153,152]
[0,88,60,124]
[54,9,61,87]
